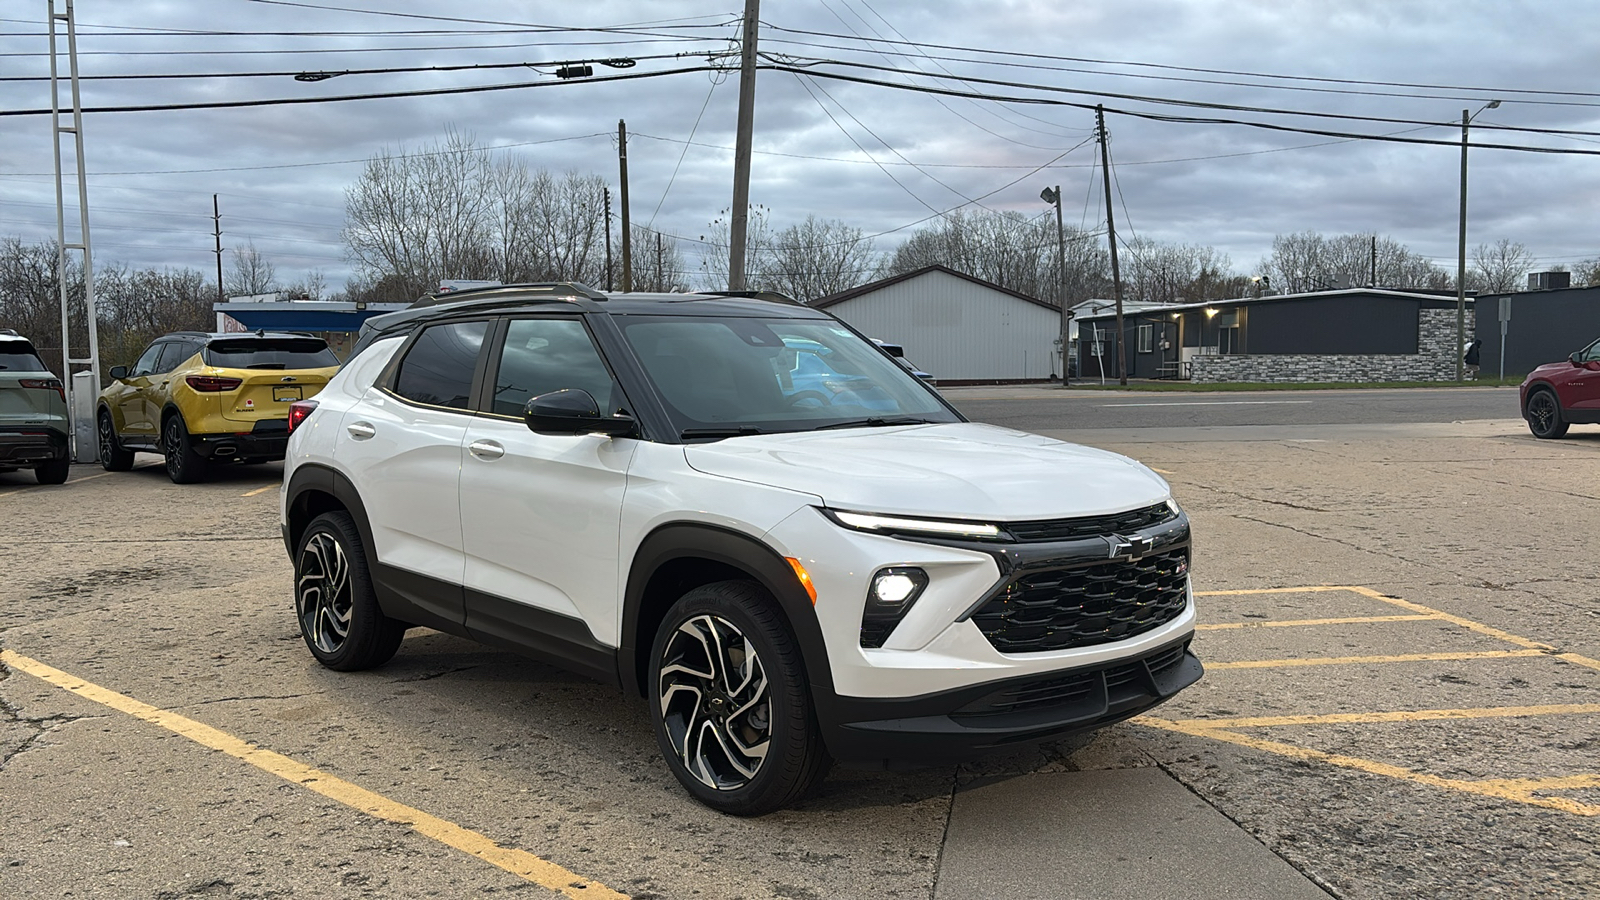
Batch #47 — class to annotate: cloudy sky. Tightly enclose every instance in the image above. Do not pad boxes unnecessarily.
[4,0,1599,294]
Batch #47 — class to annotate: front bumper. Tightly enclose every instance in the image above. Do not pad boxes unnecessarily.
[818,635,1202,766]
[0,426,69,465]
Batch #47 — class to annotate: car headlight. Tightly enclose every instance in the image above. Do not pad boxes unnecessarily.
[1166,496,1182,516]
[827,509,1003,540]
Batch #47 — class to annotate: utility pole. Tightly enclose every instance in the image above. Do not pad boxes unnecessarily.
[1096,105,1127,386]
[727,0,760,290]
[1040,185,1069,383]
[603,187,613,291]
[1369,234,1377,288]
[213,194,225,302]
[656,232,665,291]
[1457,100,1500,382]
[618,119,632,292]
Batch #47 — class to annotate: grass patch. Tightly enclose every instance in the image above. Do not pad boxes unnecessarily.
[1062,377,1523,391]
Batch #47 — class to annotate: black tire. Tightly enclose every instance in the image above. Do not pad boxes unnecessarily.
[98,409,135,472]
[162,413,209,484]
[294,511,405,671]
[1525,389,1569,439]
[34,457,70,485]
[649,580,830,816]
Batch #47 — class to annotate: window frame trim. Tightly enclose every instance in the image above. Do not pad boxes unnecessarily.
[475,312,634,425]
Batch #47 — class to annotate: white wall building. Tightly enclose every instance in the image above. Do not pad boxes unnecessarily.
[814,265,1062,382]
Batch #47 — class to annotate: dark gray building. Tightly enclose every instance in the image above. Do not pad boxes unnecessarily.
[1075,289,1468,383]
[1473,285,1600,378]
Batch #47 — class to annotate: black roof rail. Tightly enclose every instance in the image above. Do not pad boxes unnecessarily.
[700,289,803,306]
[409,281,607,309]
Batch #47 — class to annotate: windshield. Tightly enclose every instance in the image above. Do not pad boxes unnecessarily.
[617,315,959,435]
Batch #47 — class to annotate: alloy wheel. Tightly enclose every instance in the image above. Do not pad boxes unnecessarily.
[1529,392,1556,433]
[297,531,353,654]
[657,614,772,790]
[163,418,183,480]
[98,415,115,466]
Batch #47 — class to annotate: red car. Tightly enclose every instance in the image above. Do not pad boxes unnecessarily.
[1521,337,1600,438]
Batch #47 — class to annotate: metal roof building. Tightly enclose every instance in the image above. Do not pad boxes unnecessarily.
[814,265,1061,383]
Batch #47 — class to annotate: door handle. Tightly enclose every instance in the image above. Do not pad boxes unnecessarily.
[346,421,376,440]
[468,439,504,460]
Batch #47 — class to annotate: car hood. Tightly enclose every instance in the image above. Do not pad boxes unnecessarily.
[683,422,1170,520]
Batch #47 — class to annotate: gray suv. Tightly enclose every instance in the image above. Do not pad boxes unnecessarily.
[0,330,70,484]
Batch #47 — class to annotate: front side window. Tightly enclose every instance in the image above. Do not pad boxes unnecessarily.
[392,321,488,410]
[617,315,957,434]
[131,343,165,376]
[491,318,621,417]
[1580,338,1600,363]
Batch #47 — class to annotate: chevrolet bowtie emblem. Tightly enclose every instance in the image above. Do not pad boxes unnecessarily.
[1107,534,1154,561]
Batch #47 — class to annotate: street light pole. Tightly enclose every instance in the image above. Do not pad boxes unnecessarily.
[1457,99,1499,382]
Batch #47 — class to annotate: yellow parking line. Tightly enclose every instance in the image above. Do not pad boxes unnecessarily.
[0,649,627,900]
[1556,652,1600,674]
[1206,649,1548,670]
[1341,586,1556,651]
[1476,773,1600,792]
[1170,702,1600,730]
[1196,586,1356,596]
[241,484,276,497]
[1136,715,1600,817]
[1149,467,1175,475]
[1196,614,1436,631]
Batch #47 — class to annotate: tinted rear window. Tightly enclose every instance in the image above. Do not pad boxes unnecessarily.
[0,343,48,372]
[204,338,338,370]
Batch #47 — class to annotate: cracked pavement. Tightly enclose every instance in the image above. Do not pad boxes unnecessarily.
[4,388,1599,899]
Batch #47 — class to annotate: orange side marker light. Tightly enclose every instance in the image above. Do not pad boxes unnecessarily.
[785,557,818,605]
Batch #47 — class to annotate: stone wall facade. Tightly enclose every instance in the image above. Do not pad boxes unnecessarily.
[1189,309,1463,383]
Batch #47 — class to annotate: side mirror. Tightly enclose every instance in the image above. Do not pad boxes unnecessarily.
[1571,353,1582,366]
[109,365,129,380]
[524,389,635,437]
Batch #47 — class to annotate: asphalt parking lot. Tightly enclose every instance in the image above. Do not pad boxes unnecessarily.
[3,388,1599,899]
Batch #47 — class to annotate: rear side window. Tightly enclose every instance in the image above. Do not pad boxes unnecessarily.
[204,338,338,370]
[393,321,488,410]
[0,343,48,372]
[156,340,200,373]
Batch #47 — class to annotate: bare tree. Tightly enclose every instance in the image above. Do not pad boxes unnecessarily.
[1259,232,1444,292]
[630,225,690,292]
[1572,258,1600,288]
[1472,239,1535,293]
[343,128,496,298]
[226,241,277,296]
[698,205,774,291]
[283,269,328,301]
[762,216,877,303]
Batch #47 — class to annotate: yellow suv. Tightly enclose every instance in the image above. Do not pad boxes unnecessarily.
[98,331,339,483]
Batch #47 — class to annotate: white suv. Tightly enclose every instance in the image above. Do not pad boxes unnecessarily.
[281,283,1200,815]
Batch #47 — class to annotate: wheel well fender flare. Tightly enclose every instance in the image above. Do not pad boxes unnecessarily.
[621,523,835,704]
[283,463,378,568]
[1523,381,1560,413]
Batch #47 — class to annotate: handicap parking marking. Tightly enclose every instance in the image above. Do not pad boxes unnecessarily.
[0,648,629,900]
[1140,585,1600,818]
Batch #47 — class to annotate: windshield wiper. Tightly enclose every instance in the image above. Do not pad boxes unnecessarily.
[814,416,933,430]
[681,425,767,439]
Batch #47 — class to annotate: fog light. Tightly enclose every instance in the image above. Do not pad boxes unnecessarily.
[861,567,928,648]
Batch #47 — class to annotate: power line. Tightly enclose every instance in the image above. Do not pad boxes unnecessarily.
[776,57,1600,139]
[0,51,729,82]
[648,71,727,228]
[0,36,727,58]
[0,64,721,117]
[756,65,1600,157]
[758,21,1600,102]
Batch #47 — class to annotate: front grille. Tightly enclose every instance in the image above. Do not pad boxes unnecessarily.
[971,549,1189,653]
[1004,502,1176,542]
